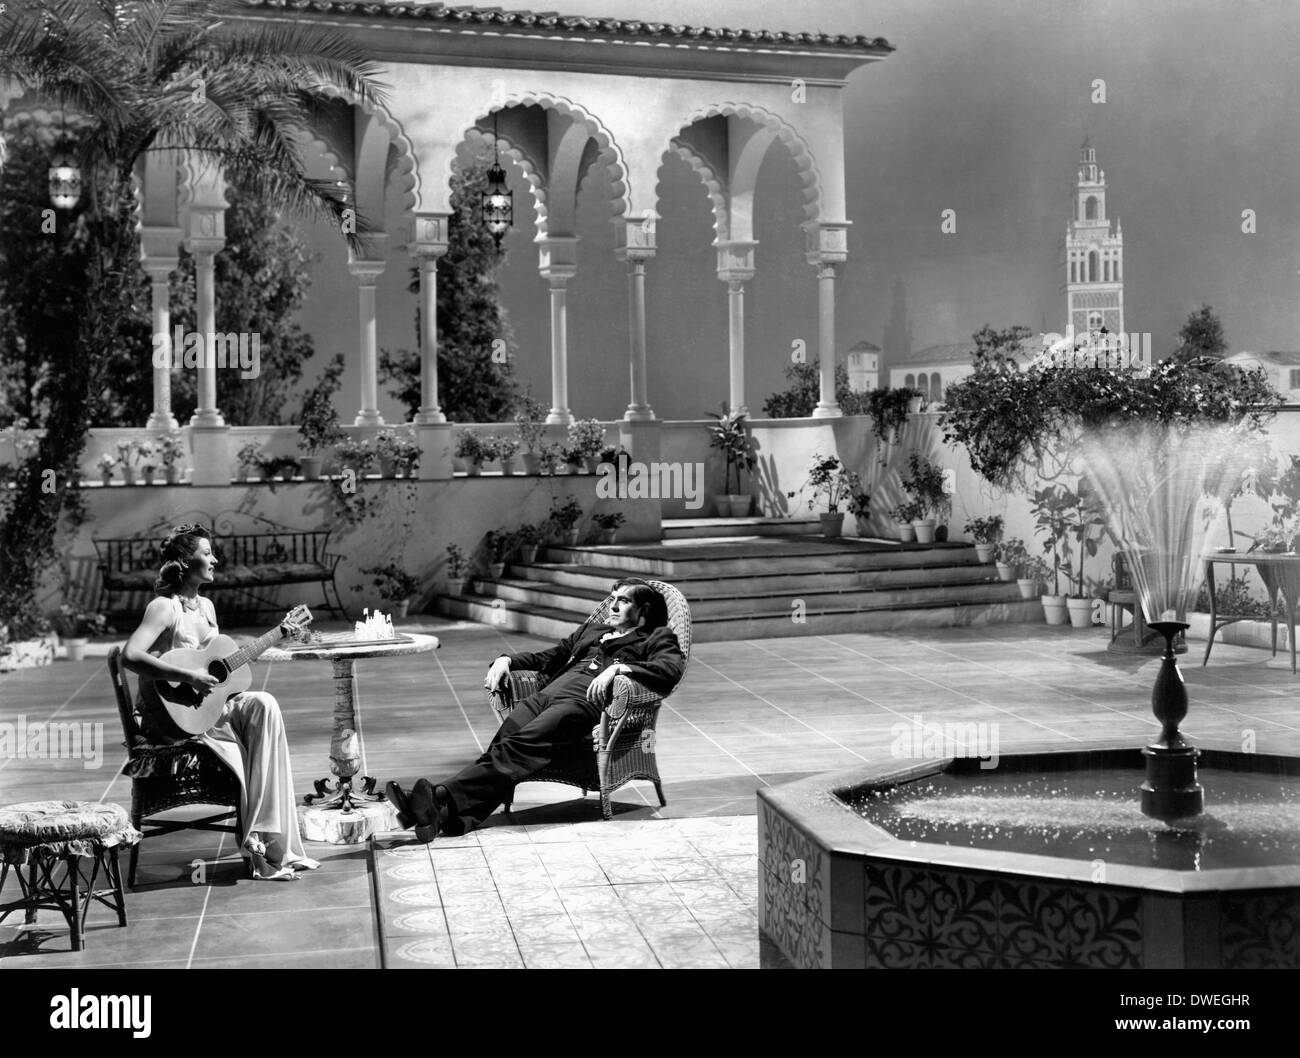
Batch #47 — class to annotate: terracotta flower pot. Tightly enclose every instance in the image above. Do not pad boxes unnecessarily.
[561,528,580,546]
[165,464,181,485]
[1041,594,1069,625]
[585,456,601,474]
[500,458,516,476]
[121,466,136,485]
[1066,597,1094,629]
[446,577,466,596]
[598,529,617,544]
[300,456,323,481]
[912,518,936,544]
[63,637,89,662]
[819,512,845,539]
[378,457,398,478]
[725,495,751,518]
[518,545,538,563]
[489,562,506,579]
[996,562,1016,582]
[466,461,483,477]
[391,598,411,619]
[521,453,541,475]
[100,471,113,487]
[1017,578,1039,599]
[897,522,916,543]
[975,543,997,563]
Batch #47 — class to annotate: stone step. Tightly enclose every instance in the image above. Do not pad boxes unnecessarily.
[434,592,1045,642]
[662,517,823,540]
[538,540,981,577]
[478,575,1021,618]
[510,561,1004,595]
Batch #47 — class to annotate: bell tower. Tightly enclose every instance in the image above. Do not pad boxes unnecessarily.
[1065,139,1124,338]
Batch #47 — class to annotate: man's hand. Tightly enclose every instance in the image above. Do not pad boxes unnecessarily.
[587,664,626,706]
[484,655,511,692]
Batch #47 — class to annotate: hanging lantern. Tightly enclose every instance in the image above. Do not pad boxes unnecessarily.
[48,137,81,209]
[480,111,512,249]
[481,160,512,249]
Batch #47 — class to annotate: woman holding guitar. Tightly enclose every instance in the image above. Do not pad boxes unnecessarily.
[122,523,319,881]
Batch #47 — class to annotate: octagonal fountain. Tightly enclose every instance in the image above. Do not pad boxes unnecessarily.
[759,424,1300,968]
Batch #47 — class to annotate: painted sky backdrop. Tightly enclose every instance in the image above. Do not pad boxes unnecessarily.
[300,0,1300,421]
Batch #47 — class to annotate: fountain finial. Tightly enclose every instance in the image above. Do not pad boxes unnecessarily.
[1141,620,1205,821]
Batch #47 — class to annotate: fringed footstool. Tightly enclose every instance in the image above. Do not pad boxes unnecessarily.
[0,800,140,951]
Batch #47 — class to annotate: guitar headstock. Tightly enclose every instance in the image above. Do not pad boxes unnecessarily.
[279,604,314,641]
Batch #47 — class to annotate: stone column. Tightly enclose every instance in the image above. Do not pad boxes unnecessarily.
[717,241,757,416]
[143,255,179,431]
[616,217,656,422]
[410,213,452,479]
[539,237,578,425]
[805,222,851,419]
[348,253,387,427]
[184,204,229,484]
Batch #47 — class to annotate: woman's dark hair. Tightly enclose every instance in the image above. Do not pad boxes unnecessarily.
[153,523,212,596]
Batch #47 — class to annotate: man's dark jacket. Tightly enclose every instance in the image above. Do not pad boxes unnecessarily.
[505,622,685,697]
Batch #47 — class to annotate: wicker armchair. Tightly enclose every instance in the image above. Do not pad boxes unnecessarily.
[107,646,242,886]
[487,579,692,820]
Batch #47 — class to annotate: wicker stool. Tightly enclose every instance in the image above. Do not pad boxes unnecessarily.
[0,800,140,951]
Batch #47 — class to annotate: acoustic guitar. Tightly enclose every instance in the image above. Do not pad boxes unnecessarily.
[151,604,313,735]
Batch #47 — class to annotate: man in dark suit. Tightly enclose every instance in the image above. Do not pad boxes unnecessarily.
[387,578,684,841]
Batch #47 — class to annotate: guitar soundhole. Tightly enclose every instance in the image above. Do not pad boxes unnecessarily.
[208,661,227,682]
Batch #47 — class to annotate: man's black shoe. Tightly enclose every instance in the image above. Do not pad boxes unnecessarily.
[385,781,416,830]
[409,778,441,844]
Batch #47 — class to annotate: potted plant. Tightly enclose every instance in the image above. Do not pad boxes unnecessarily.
[445,543,468,596]
[901,453,950,544]
[848,489,872,537]
[1031,483,1073,625]
[96,452,117,486]
[393,436,420,478]
[455,429,487,475]
[568,418,607,473]
[357,562,420,619]
[51,601,109,662]
[865,386,921,457]
[159,431,186,484]
[374,430,402,477]
[1064,481,1106,629]
[538,441,563,477]
[115,439,148,484]
[483,529,516,578]
[258,454,299,482]
[787,453,863,538]
[594,510,626,544]
[997,536,1030,584]
[336,436,375,478]
[598,444,619,468]
[515,523,543,563]
[1021,555,1052,606]
[548,495,584,546]
[296,378,347,481]
[1253,525,1294,554]
[236,440,265,482]
[561,444,585,475]
[706,403,757,517]
[494,435,520,476]
[891,500,923,542]
[514,393,548,474]
[965,515,1005,563]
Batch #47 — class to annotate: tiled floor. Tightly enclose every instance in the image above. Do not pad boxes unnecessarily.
[2,616,1298,968]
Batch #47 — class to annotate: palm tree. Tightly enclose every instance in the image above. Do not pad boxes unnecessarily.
[0,0,387,635]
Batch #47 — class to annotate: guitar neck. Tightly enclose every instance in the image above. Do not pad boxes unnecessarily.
[223,625,285,672]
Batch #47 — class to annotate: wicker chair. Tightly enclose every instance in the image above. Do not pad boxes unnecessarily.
[487,580,692,820]
[107,646,242,886]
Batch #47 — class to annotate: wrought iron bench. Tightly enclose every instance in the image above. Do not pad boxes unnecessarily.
[93,510,346,621]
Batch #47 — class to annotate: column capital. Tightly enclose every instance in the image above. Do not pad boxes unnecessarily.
[538,235,579,278]
[347,258,387,283]
[143,257,179,280]
[614,215,657,261]
[803,220,850,266]
[409,212,451,258]
[140,225,183,264]
[716,240,757,282]
[184,206,225,256]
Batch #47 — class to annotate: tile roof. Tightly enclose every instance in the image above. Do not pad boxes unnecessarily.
[890,342,978,366]
[241,1,895,53]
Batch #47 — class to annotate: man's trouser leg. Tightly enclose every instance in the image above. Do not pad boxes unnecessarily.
[439,687,601,832]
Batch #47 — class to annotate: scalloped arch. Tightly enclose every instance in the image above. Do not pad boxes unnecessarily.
[665,139,729,244]
[674,102,823,224]
[451,93,629,227]
[459,127,549,239]
[312,84,421,216]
